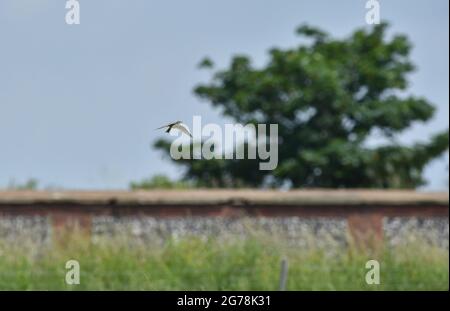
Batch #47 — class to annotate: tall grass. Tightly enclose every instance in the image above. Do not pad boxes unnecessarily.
[0,231,448,290]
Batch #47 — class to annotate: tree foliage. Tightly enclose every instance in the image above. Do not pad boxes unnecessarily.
[130,174,194,190]
[154,23,449,188]
[7,178,39,190]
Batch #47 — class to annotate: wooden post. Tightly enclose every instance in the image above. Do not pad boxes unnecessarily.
[279,257,288,291]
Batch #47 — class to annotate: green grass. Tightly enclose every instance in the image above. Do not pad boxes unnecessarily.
[0,232,448,290]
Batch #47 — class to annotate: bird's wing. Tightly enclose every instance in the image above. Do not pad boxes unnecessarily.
[172,123,193,138]
[155,122,175,130]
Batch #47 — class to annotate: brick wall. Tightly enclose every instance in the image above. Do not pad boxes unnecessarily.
[0,190,448,248]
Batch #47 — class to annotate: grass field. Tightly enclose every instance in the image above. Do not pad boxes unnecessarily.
[0,232,448,290]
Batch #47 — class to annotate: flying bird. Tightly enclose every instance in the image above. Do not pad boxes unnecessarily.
[156,121,192,138]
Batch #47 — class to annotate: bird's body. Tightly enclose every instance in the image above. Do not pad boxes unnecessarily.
[156,121,192,138]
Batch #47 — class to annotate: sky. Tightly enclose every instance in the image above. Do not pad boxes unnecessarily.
[0,0,448,190]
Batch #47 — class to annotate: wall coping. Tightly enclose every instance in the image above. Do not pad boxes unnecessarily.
[0,190,448,206]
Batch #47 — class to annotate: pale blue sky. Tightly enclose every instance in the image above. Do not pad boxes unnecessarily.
[0,0,448,190]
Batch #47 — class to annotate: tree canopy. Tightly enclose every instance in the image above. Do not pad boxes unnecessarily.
[150,23,448,189]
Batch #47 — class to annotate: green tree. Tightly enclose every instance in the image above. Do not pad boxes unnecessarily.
[154,23,449,189]
[7,178,39,190]
[130,174,194,190]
